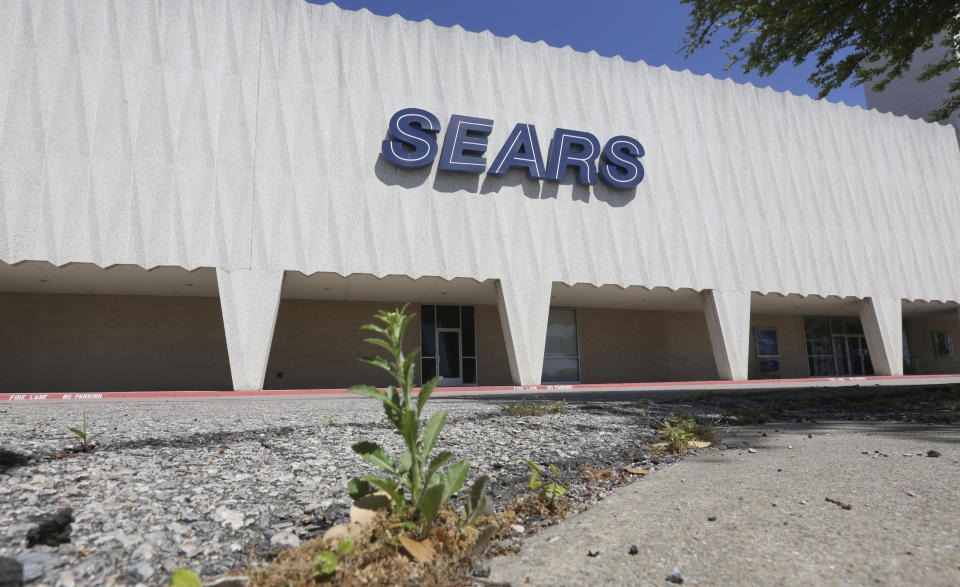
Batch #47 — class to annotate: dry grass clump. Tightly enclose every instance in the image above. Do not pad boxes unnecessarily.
[247,508,502,586]
[502,492,572,525]
[580,466,616,483]
[500,399,567,417]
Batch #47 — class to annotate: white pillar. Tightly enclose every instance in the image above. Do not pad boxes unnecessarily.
[858,296,903,376]
[216,267,284,390]
[495,277,552,386]
[701,289,751,381]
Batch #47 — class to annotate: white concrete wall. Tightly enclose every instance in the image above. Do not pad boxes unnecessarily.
[3,0,960,386]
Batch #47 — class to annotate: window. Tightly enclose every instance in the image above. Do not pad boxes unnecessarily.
[754,328,779,358]
[933,331,954,358]
[542,308,580,383]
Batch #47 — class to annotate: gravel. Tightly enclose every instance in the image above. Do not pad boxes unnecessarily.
[0,396,675,585]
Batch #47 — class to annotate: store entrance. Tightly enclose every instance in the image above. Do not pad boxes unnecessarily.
[436,328,462,386]
[832,333,873,376]
[804,316,875,377]
[420,305,477,386]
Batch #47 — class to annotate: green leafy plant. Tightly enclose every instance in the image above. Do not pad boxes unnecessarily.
[311,537,354,582]
[326,416,337,427]
[68,413,103,452]
[660,420,694,454]
[459,474,489,533]
[167,569,202,587]
[525,460,567,506]
[346,305,481,529]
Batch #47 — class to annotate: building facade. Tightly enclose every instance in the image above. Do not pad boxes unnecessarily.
[2,0,960,393]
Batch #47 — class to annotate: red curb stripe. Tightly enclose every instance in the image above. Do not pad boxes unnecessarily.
[2,374,958,402]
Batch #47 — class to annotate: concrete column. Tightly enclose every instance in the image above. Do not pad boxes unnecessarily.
[495,277,552,386]
[216,267,284,390]
[701,289,751,381]
[858,296,903,376]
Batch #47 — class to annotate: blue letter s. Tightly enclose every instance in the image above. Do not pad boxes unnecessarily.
[599,136,644,189]
[381,108,441,169]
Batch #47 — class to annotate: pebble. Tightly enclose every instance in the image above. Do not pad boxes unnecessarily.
[587,548,600,557]
[747,448,757,454]
[510,524,525,534]
[927,450,941,458]
[707,516,717,522]
[471,565,491,578]
[133,562,154,581]
[270,532,300,548]
[628,545,639,555]
[666,568,684,584]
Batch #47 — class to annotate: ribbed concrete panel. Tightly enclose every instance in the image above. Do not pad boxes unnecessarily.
[2,0,960,304]
[0,0,260,270]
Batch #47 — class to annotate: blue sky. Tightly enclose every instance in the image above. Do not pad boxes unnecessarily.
[308,0,867,108]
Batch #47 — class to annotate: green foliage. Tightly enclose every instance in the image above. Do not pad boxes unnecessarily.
[347,305,483,528]
[167,569,202,587]
[658,409,720,451]
[660,420,694,455]
[525,460,567,505]
[679,0,960,121]
[501,398,567,417]
[336,536,355,557]
[311,550,339,582]
[309,537,356,582]
[461,475,489,531]
[68,413,103,452]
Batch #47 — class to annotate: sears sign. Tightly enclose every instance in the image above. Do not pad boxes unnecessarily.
[381,108,645,190]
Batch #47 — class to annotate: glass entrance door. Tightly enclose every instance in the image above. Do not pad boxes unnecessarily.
[420,305,476,386]
[832,334,873,376]
[436,328,462,386]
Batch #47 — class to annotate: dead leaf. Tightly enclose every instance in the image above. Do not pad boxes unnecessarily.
[349,492,392,527]
[398,536,436,563]
[623,467,649,475]
[689,441,711,449]
[650,442,668,451]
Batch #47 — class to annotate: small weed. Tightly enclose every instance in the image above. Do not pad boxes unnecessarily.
[525,460,567,509]
[501,398,567,417]
[628,399,653,409]
[656,409,719,453]
[68,413,102,452]
[311,537,354,582]
[660,420,694,454]
[325,416,337,427]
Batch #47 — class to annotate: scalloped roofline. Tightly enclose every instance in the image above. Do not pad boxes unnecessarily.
[310,0,956,130]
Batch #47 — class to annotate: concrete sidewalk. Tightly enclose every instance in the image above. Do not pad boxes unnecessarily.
[488,421,960,586]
